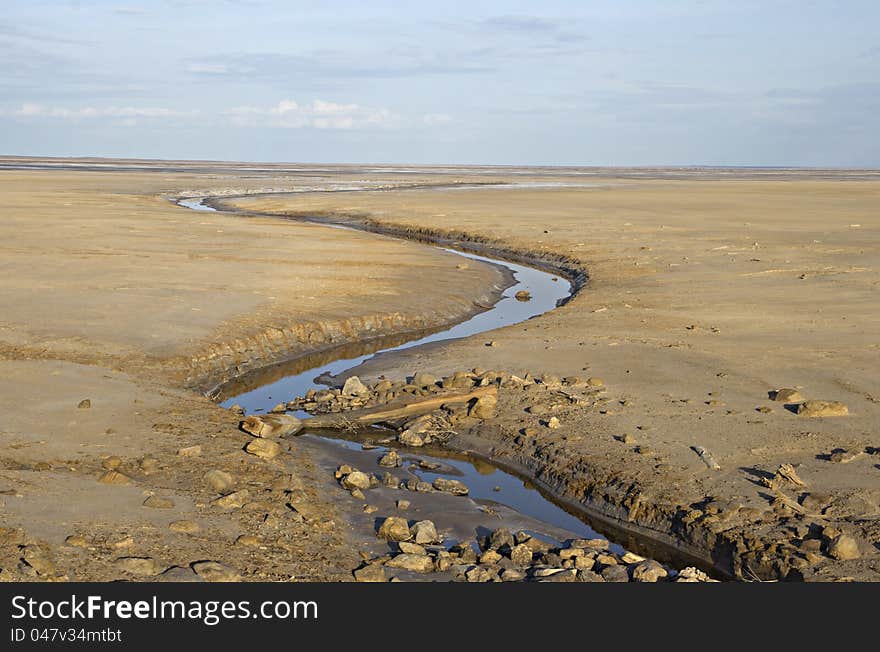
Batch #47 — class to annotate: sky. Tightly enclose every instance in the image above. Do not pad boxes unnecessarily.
[1,0,878,166]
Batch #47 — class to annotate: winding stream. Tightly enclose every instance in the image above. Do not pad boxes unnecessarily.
[177,194,699,569]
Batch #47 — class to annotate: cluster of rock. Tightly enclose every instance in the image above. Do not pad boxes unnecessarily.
[355,523,715,583]
[769,387,849,417]
[336,464,469,499]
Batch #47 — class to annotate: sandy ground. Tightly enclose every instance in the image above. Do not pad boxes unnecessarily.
[231,174,880,580]
[0,167,503,581]
[2,162,878,581]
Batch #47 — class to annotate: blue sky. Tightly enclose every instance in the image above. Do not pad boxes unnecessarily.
[1,0,878,166]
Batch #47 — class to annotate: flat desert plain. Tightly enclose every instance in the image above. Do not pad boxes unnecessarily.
[1,161,878,581]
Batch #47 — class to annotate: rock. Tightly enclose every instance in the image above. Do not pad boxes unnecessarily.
[115,557,161,577]
[363,504,378,514]
[500,568,526,582]
[398,542,427,555]
[77,399,91,409]
[353,563,386,582]
[796,400,849,417]
[398,430,424,447]
[405,479,434,493]
[139,458,159,474]
[509,544,533,566]
[828,534,861,560]
[537,569,578,582]
[411,372,437,388]
[800,492,832,512]
[65,535,88,548]
[468,395,497,419]
[828,449,863,464]
[228,404,245,415]
[396,499,410,510]
[546,416,561,429]
[770,388,804,403]
[756,406,773,413]
[383,473,400,488]
[465,566,496,582]
[621,551,646,564]
[378,517,411,542]
[102,456,123,470]
[378,450,401,467]
[531,567,566,578]
[270,403,287,414]
[577,570,606,582]
[587,377,604,387]
[245,438,282,460]
[212,489,249,509]
[177,445,201,457]
[489,528,514,551]
[98,470,131,485]
[235,535,260,547]
[386,554,435,573]
[410,520,440,545]
[205,469,235,494]
[514,290,531,301]
[486,341,498,347]
[350,488,365,500]
[143,495,174,509]
[631,560,668,582]
[240,413,302,438]
[479,550,502,564]
[192,561,241,582]
[601,565,630,582]
[341,471,372,490]
[674,567,717,582]
[169,520,200,534]
[432,478,469,495]
[342,376,370,396]
[20,546,57,577]
[158,566,203,582]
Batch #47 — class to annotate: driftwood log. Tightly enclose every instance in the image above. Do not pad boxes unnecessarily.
[240,385,497,437]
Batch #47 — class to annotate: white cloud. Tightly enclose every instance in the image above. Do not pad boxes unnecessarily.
[10,103,196,120]
[423,112,452,125]
[224,99,397,130]
[185,62,229,74]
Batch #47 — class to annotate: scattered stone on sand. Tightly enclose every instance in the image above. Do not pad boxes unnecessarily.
[378,517,412,542]
[212,489,249,509]
[192,561,241,582]
[77,399,91,409]
[432,477,469,495]
[770,388,804,403]
[342,376,370,397]
[169,520,200,534]
[469,394,497,419]
[245,438,282,460]
[97,470,131,485]
[177,445,201,457]
[828,534,861,560]
[353,563,386,582]
[396,500,410,510]
[115,556,161,577]
[205,469,235,494]
[386,554,435,573]
[515,290,532,301]
[546,416,561,429]
[378,450,401,467]
[796,400,849,417]
[410,520,440,545]
[143,495,174,509]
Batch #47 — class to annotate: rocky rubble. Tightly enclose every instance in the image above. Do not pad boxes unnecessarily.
[354,524,714,583]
